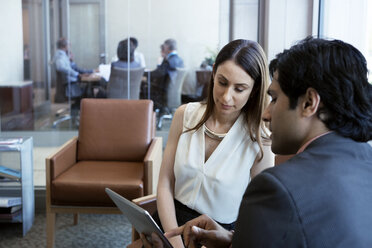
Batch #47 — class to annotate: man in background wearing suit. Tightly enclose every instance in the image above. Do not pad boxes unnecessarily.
[141,38,184,110]
[143,37,372,247]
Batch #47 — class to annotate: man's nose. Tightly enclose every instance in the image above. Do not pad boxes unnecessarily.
[262,106,271,122]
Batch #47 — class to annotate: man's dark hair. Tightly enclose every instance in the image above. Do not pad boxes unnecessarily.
[117,39,135,62]
[57,38,68,49]
[129,37,138,48]
[269,36,372,142]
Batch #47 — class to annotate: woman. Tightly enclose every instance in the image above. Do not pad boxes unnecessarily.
[111,39,141,69]
[156,39,274,247]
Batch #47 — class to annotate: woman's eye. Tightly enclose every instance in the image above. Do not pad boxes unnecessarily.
[235,88,244,93]
[219,81,227,86]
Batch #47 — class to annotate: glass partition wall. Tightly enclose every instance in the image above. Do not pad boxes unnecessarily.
[0,0,260,187]
[12,0,241,132]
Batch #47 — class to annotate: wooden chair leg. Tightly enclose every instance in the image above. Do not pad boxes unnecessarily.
[46,212,56,248]
[73,213,79,225]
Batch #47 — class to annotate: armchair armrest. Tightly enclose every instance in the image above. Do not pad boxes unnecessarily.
[132,194,157,215]
[143,137,163,195]
[46,137,78,208]
[46,137,78,180]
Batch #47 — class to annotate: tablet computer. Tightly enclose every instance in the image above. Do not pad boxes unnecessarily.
[105,188,173,248]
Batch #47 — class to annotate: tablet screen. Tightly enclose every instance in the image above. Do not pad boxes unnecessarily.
[105,188,173,248]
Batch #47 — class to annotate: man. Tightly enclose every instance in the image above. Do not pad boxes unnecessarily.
[53,37,88,99]
[69,51,94,75]
[151,38,184,81]
[141,39,184,108]
[143,37,372,247]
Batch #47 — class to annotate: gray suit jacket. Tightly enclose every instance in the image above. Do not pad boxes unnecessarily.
[232,132,372,247]
[151,53,184,82]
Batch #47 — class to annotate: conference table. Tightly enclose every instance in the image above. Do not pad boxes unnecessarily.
[80,73,102,98]
[80,73,101,82]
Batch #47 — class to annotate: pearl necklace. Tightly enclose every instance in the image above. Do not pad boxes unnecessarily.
[204,124,227,140]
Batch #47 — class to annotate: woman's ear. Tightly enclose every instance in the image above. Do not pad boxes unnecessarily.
[301,87,321,117]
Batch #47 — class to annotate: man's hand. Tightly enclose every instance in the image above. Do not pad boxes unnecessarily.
[140,233,164,248]
[165,214,233,248]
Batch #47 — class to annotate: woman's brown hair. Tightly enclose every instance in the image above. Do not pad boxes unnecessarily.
[188,39,270,160]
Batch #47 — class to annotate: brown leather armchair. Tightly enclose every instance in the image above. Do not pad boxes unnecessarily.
[46,99,162,248]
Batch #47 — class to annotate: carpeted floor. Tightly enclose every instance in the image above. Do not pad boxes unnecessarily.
[0,213,132,248]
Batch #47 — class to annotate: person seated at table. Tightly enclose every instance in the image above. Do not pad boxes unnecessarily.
[130,37,146,68]
[140,38,184,109]
[54,37,104,101]
[112,39,142,69]
[157,44,166,66]
[53,37,88,109]
[69,51,96,75]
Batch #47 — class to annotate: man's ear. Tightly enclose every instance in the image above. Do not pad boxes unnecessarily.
[301,88,321,117]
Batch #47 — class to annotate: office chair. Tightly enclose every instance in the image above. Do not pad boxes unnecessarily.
[181,69,212,104]
[52,71,83,128]
[107,67,145,99]
[156,68,187,130]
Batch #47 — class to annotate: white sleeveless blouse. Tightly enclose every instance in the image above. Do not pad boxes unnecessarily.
[174,102,260,223]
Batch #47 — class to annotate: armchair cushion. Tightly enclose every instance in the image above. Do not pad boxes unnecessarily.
[51,161,144,206]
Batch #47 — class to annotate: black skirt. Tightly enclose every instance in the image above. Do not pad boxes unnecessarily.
[152,199,235,232]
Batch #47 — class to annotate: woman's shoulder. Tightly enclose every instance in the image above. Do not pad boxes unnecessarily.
[185,101,202,111]
[112,60,132,69]
[182,102,205,127]
[131,61,142,68]
[111,60,123,68]
[184,102,206,117]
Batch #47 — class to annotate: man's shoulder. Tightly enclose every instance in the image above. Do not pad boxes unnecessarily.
[168,53,183,63]
[261,133,372,190]
[53,49,67,61]
[54,49,65,56]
